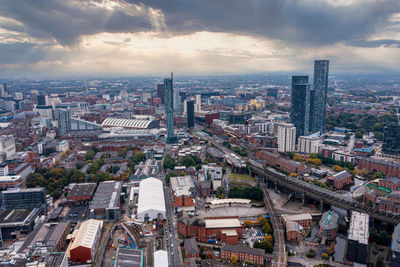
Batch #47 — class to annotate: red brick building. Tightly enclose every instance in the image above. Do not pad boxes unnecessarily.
[379,177,400,190]
[281,213,312,229]
[205,113,220,125]
[357,157,400,178]
[178,215,243,245]
[67,183,97,205]
[327,170,352,189]
[221,244,266,265]
[256,150,305,174]
[286,221,301,242]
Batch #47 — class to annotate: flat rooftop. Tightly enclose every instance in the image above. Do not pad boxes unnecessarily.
[204,218,241,229]
[68,183,96,198]
[282,213,312,222]
[348,211,369,245]
[114,248,143,267]
[0,208,39,225]
[89,181,122,210]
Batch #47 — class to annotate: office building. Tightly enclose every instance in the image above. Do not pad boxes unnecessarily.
[383,124,400,155]
[291,76,310,138]
[57,108,71,136]
[391,223,400,267]
[0,135,16,159]
[298,135,322,154]
[187,100,195,128]
[267,88,279,99]
[195,94,202,112]
[277,123,296,153]
[1,188,48,214]
[157,84,165,103]
[164,73,176,143]
[346,212,369,265]
[173,82,180,113]
[309,60,329,134]
[37,94,48,106]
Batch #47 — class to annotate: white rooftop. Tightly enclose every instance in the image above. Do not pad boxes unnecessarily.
[348,211,369,245]
[71,219,103,250]
[205,218,241,229]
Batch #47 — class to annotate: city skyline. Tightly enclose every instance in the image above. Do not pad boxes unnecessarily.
[1,0,400,76]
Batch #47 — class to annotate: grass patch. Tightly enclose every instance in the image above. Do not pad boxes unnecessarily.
[230,173,255,181]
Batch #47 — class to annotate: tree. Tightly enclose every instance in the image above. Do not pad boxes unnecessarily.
[230,254,238,264]
[216,186,225,199]
[333,165,343,172]
[85,149,95,160]
[374,171,385,179]
[43,147,56,156]
[163,154,176,170]
[132,151,146,164]
[376,256,384,267]
[322,253,329,260]
[181,156,196,168]
[264,234,273,243]
[262,223,272,235]
[293,155,303,162]
[355,131,363,139]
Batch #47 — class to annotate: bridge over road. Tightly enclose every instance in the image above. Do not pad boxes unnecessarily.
[251,164,400,225]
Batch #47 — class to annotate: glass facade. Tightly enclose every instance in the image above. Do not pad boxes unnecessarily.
[291,76,310,138]
[310,60,329,134]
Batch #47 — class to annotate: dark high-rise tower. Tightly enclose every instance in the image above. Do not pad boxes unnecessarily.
[37,94,47,106]
[164,73,176,143]
[157,84,165,104]
[291,76,310,138]
[186,100,195,128]
[382,124,400,155]
[310,60,329,134]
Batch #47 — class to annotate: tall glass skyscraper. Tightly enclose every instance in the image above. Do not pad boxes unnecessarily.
[310,60,329,134]
[291,76,310,138]
[164,73,176,143]
[186,100,195,128]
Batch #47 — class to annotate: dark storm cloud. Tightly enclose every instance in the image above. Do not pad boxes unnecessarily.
[0,0,153,46]
[0,42,46,64]
[1,0,400,47]
[128,0,400,46]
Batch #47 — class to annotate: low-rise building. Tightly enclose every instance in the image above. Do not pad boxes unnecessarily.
[327,170,352,189]
[114,248,143,267]
[178,215,243,244]
[170,175,195,209]
[184,238,199,258]
[317,211,339,242]
[69,219,103,263]
[89,181,122,221]
[131,159,159,180]
[379,177,400,190]
[221,244,266,265]
[281,213,313,229]
[23,222,70,253]
[0,208,41,240]
[286,221,302,242]
[67,183,97,205]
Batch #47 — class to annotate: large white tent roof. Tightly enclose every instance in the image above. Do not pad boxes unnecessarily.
[137,178,166,218]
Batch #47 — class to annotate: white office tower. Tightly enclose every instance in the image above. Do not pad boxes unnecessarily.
[173,86,180,113]
[195,94,201,112]
[183,99,187,115]
[298,135,322,154]
[277,123,296,153]
[0,135,16,160]
[14,92,23,101]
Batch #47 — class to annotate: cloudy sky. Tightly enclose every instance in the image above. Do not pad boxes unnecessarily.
[1,0,400,77]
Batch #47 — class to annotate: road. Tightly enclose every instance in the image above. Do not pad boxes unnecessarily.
[162,175,180,266]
